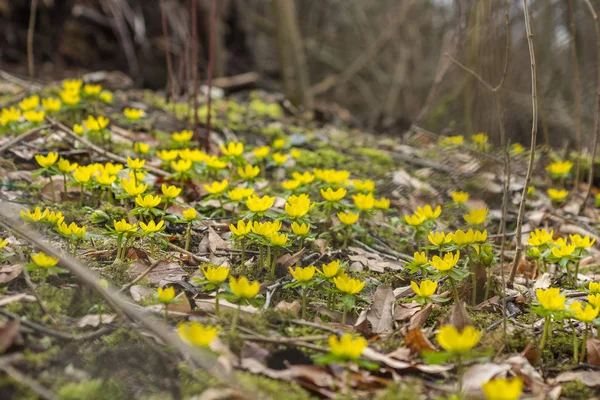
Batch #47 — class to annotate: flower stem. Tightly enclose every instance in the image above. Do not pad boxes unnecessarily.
[231,304,240,334]
[580,324,589,363]
[241,237,246,273]
[574,260,581,286]
[343,229,349,249]
[49,175,56,202]
[215,288,220,316]
[80,183,84,207]
[540,316,550,350]
[301,286,307,319]
[185,223,192,251]
[484,267,492,301]
[342,307,347,325]
[266,246,271,277]
[571,321,579,362]
[450,278,460,304]
[164,304,168,324]
[456,355,464,394]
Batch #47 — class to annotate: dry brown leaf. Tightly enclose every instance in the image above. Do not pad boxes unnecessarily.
[130,285,157,303]
[146,260,187,285]
[0,320,20,353]
[394,302,420,321]
[587,338,600,366]
[168,292,192,313]
[0,263,22,284]
[195,298,259,314]
[276,249,305,268]
[462,363,511,396]
[347,248,403,272]
[404,328,436,353]
[409,304,432,329]
[366,285,395,334]
[0,293,36,307]
[242,358,335,389]
[208,226,229,254]
[386,347,412,362]
[553,371,600,387]
[274,300,301,317]
[449,301,472,330]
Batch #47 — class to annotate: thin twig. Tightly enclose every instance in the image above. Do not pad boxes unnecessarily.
[0,124,51,153]
[508,0,538,286]
[22,267,55,325]
[289,319,344,336]
[119,259,162,293]
[239,334,328,353]
[27,0,39,78]
[581,0,600,213]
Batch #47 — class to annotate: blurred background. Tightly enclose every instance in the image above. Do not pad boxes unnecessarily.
[0,0,597,148]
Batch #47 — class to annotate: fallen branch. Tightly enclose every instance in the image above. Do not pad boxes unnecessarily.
[0,124,51,153]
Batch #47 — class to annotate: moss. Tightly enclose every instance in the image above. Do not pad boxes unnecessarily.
[376,379,423,400]
[23,346,61,369]
[57,379,125,400]
[295,148,348,170]
[235,371,314,400]
[352,147,393,167]
[560,380,596,399]
[0,374,38,400]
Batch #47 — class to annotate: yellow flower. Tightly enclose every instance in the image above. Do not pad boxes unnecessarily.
[270,232,288,246]
[290,148,302,159]
[0,238,8,250]
[472,133,488,144]
[547,188,568,202]
[272,138,286,149]
[589,294,600,308]
[172,130,193,143]
[84,115,109,131]
[127,157,146,170]
[314,169,350,185]
[410,280,437,298]
[35,152,59,168]
[43,210,64,225]
[113,219,137,234]
[18,95,39,111]
[452,229,476,246]
[56,221,86,239]
[338,211,359,225]
[60,90,80,106]
[134,142,150,154]
[0,107,21,125]
[589,282,600,294]
[237,164,260,180]
[161,184,182,199]
[99,91,113,104]
[230,220,253,237]
[292,171,315,185]
[451,191,469,204]
[103,162,123,176]
[321,260,341,278]
[20,207,45,223]
[202,265,229,284]
[527,229,554,246]
[464,208,487,225]
[436,325,481,354]
[282,180,300,191]
[291,222,310,236]
[414,251,428,265]
[220,142,244,156]
[204,156,228,170]
[570,234,595,249]
[121,178,148,197]
[546,160,573,177]
[73,167,92,184]
[157,286,176,303]
[551,243,575,258]
[536,288,566,311]
[157,149,179,162]
[285,196,311,218]
[253,146,270,159]
[329,334,367,361]
[374,198,390,210]
[246,195,275,213]
[124,108,144,120]
[183,208,197,221]
[511,143,525,154]
[73,124,84,135]
[30,252,59,268]
[333,274,365,295]
[353,193,375,211]
[171,159,192,173]
[482,377,523,400]
[439,135,464,146]
[180,149,207,162]
[569,301,599,322]
[431,251,460,271]
[428,231,453,247]
[178,322,218,348]
[272,152,288,165]
[139,220,165,234]
[228,187,254,202]
[136,194,161,209]
[23,110,45,123]
[57,158,78,173]
[289,266,316,282]
[62,79,83,92]
[229,276,260,299]
[404,213,425,227]
[42,97,61,112]
[416,205,442,220]
[83,84,102,96]
[252,221,282,237]
[321,187,347,202]
[352,179,375,193]
[204,180,229,195]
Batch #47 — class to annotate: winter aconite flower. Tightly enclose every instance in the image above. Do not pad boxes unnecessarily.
[161,184,182,200]
[24,110,45,123]
[527,229,554,246]
[373,198,390,210]
[404,212,426,227]
[19,95,39,111]
[416,205,441,220]
[410,280,438,298]
[291,222,310,236]
[333,274,365,295]
[463,208,487,225]
[569,301,599,323]
[230,220,253,237]
[589,282,600,294]
[272,152,288,165]
[536,288,566,311]
[30,252,59,268]
[139,220,165,234]
[328,334,368,361]
[204,180,229,195]
[482,377,523,400]
[228,187,254,202]
[451,191,469,204]
[42,98,61,112]
[428,231,453,247]
[436,325,481,354]
[229,276,260,300]
[352,193,375,211]
[430,251,460,271]
[547,188,568,202]
[220,142,244,157]
[320,260,341,278]
[289,266,316,282]
[352,179,375,193]
[238,164,260,180]
[546,160,573,177]
[157,286,176,303]
[124,108,144,121]
[569,234,595,249]
[178,322,218,348]
[183,208,197,221]
[338,211,359,225]
[321,187,347,202]
[246,195,275,213]
[35,152,59,168]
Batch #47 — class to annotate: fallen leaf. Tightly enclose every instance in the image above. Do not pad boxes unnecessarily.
[77,314,116,328]
[130,285,157,303]
[242,358,335,389]
[462,363,511,396]
[194,388,246,400]
[449,301,472,330]
[0,320,20,353]
[195,298,259,314]
[366,285,395,334]
[404,328,436,353]
[409,304,433,329]
[146,260,187,285]
[0,293,36,307]
[167,291,192,313]
[554,371,600,387]
[394,302,420,321]
[587,338,600,366]
[386,347,412,362]
[0,264,22,284]
[276,249,305,268]
[532,273,552,290]
[208,226,229,254]
[274,300,301,317]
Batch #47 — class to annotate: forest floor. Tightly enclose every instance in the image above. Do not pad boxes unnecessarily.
[0,70,600,399]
